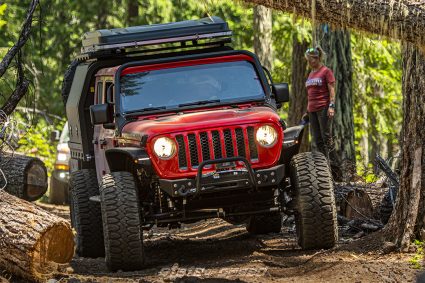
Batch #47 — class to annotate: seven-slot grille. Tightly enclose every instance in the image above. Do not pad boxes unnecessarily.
[175,126,258,169]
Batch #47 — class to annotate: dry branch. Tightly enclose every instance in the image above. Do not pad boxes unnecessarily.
[242,0,425,47]
[0,190,74,282]
[0,0,39,78]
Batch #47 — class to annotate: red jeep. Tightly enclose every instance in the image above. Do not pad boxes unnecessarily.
[65,16,337,271]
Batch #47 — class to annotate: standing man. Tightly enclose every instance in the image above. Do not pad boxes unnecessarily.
[304,46,336,162]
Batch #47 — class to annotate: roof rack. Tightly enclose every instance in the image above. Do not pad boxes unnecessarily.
[80,16,232,58]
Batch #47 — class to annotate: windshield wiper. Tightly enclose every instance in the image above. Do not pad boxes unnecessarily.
[178,99,220,107]
[123,106,167,116]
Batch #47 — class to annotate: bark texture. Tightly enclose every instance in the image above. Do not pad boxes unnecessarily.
[254,5,273,70]
[385,43,425,250]
[317,26,356,181]
[0,153,48,202]
[0,190,74,282]
[289,35,310,152]
[242,0,425,48]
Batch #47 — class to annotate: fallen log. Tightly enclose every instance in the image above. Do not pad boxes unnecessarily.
[0,190,74,282]
[242,0,425,48]
[0,153,48,201]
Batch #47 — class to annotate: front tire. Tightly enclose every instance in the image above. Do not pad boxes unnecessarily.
[290,152,338,250]
[69,169,105,257]
[100,171,144,271]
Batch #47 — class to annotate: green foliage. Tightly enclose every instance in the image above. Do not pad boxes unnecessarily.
[0,3,6,28]
[15,113,65,174]
[351,33,402,169]
[409,240,424,269]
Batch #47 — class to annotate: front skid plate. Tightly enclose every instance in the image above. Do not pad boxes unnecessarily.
[159,164,284,197]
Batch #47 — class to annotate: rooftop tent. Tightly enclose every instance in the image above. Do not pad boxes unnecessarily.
[81,16,232,55]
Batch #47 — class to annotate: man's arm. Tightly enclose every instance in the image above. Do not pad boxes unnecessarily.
[328,82,336,117]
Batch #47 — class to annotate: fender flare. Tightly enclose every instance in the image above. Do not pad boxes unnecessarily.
[105,147,150,173]
[280,125,306,166]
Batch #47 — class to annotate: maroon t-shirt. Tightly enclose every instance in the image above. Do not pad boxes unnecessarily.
[305,66,335,112]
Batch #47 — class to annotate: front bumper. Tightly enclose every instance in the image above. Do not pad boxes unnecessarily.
[159,157,284,197]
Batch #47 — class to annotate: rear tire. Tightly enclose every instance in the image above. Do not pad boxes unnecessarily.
[69,169,105,257]
[100,171,144,271]
[290,152,337,250]
[49,175,68,204]
[246,213,282,234]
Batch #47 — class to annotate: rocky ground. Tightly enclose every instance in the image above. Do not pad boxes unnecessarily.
[5,202,423,283]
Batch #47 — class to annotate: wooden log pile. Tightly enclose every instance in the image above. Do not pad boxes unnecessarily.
[0,190,74,282]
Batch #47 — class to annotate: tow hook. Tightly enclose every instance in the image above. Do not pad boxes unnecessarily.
[274,188,280,206]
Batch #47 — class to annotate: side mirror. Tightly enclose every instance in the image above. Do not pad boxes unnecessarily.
[90,104,112,125]
[272,83,290,103]
[50,130,60,143]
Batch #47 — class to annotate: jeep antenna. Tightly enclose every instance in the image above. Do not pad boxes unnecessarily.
[201,0,214,22]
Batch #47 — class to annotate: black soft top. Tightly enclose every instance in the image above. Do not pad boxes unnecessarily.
[81,16,231,54]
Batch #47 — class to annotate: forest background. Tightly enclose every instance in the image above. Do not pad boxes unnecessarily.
[0,0,402,177]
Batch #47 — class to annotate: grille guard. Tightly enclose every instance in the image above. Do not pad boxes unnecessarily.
[195,157,257,196]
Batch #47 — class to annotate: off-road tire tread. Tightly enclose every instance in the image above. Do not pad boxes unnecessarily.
[246,214,282,234]
[291,152,338,250]
[100,171,144,271]
[69,169,104,257]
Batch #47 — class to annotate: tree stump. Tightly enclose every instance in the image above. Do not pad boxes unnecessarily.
[0,153,48,201]
[0,190,74,282]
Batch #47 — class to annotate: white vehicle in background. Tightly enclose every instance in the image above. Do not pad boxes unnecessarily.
[49,121,70,204]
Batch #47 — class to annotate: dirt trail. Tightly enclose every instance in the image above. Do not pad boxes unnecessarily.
[26,203,423,282]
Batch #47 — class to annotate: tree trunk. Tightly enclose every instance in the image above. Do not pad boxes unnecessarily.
[0,153,48,202]
[385,43,425,250]
[242,0,425,48]
[127,0,139,26]
[289,35,310,152]
[253,5,273,71]
[317,26,355,181]
[96,0,108,29]
[0,190,74,282]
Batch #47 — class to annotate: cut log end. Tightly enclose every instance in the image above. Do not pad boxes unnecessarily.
[34,223,75,264]
[339,188,374,220]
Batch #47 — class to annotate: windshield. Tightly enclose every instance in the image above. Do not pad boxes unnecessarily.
[120,60,265,113]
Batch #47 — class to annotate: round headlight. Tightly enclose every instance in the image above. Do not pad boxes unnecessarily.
[256,125,278,147]
[153,137,176,159]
